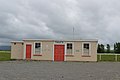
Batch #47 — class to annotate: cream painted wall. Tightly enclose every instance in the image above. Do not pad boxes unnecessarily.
[11,40,97,61]
[23,41,54,60]
[66,41,97,61]
[11,42,24,59]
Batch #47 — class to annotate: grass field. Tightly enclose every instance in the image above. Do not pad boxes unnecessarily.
[0,51,11,61]
[97,54,120,62]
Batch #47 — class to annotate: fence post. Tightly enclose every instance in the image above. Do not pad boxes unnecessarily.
[100,54,101,61]
[115,54,117,62]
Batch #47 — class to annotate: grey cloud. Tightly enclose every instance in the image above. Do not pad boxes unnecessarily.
[0,0,120,45]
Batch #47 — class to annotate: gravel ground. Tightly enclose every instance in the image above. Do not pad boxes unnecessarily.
[0,61,120,80]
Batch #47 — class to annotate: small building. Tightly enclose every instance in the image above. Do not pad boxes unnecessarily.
[11,39,98,61]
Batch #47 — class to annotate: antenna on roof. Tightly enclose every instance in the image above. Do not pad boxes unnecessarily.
[73,27,74,40]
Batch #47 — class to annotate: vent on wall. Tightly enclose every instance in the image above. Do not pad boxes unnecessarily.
[14,43,16,45]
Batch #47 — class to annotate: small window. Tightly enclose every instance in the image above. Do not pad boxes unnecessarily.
[22,43,24,45]
[83,43,90,56]
[67,43,72,49]
[14,43,16,45]
[66,43,73,55]
[35,43,41,54]
[84,44,89,49]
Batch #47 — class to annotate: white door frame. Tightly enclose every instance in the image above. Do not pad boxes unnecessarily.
[53,43,66,61]
[23,43,33,59]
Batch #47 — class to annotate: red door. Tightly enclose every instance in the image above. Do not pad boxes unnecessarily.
[54,45,64,61]
[26,44,31,59]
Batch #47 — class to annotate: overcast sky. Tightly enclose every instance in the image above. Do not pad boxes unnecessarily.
[0,0,120,45]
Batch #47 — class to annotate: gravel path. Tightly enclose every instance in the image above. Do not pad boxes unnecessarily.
[0,61,120,80]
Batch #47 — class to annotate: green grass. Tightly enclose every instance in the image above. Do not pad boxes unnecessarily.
[97,55,100,61]
[0,51,11,61]
[97,54,120,62]
[101,55,115,61]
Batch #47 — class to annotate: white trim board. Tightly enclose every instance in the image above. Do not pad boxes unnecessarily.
[82,42,91,56]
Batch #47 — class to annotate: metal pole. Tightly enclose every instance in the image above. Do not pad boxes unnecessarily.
[73,27,74,40]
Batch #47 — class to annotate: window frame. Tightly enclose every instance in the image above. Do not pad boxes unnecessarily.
[82,42,91,56]
[66,42,74,55]
[34,42,42,55]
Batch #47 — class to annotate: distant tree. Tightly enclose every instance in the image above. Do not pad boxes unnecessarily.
[97,44,101,53]
[97,44,105,53]
[101,44,105,53]
[114,44,116,53]
[114,42,120,53]
[114,43,117,53]
[118,43,120,53]
[106,44,110,53]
